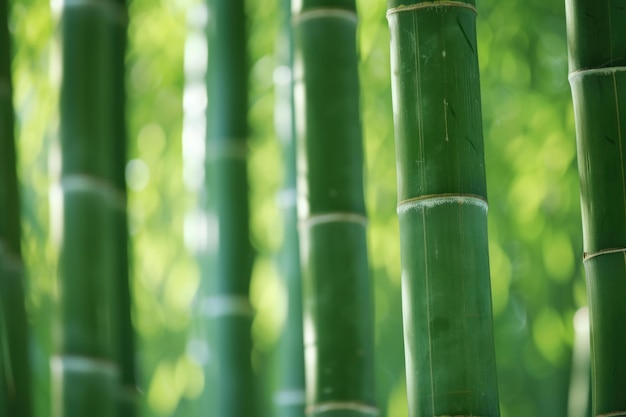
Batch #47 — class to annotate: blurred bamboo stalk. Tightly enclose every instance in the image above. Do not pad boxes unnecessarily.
[386,1,500,416]
[273,0,306,416]
[202,1,256,416]
[109,1,139,415]
[293,1,378,416]
[55,0,135,415]
[566,1,626,415]
[0,0,32,415]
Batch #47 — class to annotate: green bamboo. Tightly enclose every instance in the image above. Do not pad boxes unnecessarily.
[274,0,306,416]
[0,1,32,414]
[386,1,500,416]
[566,2,626,415]
[109,1,138,415]
[203,1,256,417]
[293,2,377,417]
[55,1,131,416]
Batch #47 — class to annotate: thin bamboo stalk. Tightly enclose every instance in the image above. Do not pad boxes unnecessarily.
[0,0,32,414]
[566,2,626,415]
[109,1,138,415]
[55,1,131,415]
[386,1,500,416]
[203,1,256,416]
[274,0,306,416]
[293,1,377,416]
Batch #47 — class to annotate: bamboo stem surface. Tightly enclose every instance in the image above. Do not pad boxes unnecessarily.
[293,1,377,416]
[387,1,500,416]
[566,2,626,415]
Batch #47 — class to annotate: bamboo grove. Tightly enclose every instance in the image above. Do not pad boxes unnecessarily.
[1,0,624,417]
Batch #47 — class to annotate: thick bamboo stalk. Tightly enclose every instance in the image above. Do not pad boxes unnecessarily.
[55,1,131,415]
[0,0,32,414]
[566,2,626,415]
[293,2,377,417]
[203,1,256,417]
[274,0,306,416]
[386,1,500,416]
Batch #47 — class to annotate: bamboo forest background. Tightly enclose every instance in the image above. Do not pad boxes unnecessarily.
[9,0,581,416]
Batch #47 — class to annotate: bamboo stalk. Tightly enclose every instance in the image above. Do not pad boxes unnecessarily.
[566,2,626,416]
[386,1,500,416]
[109,1,138,415]
[274,0,306,416]
[55,1,131,415]
[203,1,256,416]
[293,2,377,416]
[0,0,32,414]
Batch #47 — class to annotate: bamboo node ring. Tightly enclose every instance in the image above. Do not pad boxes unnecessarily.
[50,355,119,377]
[293,8,358,24]
[568,66,626,82]
[300,212,368,227]
[397,194,487,214]
[198,295,255,318]
[582,247,626,262]
[307,401,379,415]
[386,1,477,18]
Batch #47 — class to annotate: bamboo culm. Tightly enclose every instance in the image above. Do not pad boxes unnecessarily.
[386,1,500,416]
[274,0,306,416]
[202,1,256,417]
[109,1,138,415]
[293,1,378,416]
[56,1,133,416]
[0,0,32,415]
[566,1,626,415]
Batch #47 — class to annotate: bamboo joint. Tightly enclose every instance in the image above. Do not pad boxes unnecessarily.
[51,355,119,377]
[293,8,357,24]
[568,66,626,82]
[583,247,626,262]
[299,212,368,228]
[397,193,487,214]
[386,1,477,18]
[198,295,255,318]
[306,401,379,416]
[60,175,127,210]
